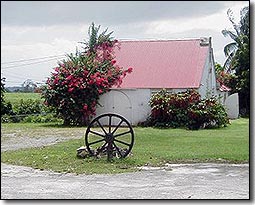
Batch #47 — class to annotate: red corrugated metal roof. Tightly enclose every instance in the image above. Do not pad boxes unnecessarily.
[114,39,209,89]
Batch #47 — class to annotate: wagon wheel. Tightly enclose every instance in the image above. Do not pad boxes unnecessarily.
[85,113,134,161]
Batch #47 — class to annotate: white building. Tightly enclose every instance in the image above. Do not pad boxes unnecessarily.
[96,38,235,125]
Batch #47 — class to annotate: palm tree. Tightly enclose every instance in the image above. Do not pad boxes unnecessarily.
[222,7,249,72]
[79,22,114,53]
[222,6,249,116]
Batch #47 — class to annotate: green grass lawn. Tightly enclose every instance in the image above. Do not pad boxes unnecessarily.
[1,118,249,174]
[5,92,43,104]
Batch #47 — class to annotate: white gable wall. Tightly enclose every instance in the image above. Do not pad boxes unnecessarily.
[198,46,217,99]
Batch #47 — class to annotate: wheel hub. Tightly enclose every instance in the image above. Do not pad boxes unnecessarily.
[105,133,114,143]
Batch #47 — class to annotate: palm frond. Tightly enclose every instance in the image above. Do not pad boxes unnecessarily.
[223,42,237,57]
[227,9,240,36]
[88,22,100,51]
[223,56,233,71]
[222,29,238,41]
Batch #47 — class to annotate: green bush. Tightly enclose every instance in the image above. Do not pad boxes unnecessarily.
[1,101,14,116]
[148,89,229,130]
[22,113,63,123]
[187,97,229,129]
[1,98,61,123]
[12,99,43,115]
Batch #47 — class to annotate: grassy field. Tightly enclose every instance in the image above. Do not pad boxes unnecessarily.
[4,92,43,104]
[1,118,249,174]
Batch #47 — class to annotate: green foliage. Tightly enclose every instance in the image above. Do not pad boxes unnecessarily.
[187,98,229,130]
[1,78,13,116]
[1,78,5,101]
[22,113,63,123]
[84,22,114,53]
[222,6,249,116]
[5,92,42,104]
[1,93,60,123]
[12,99,43,115]
[149,89,229,130]
[222,7,249,70]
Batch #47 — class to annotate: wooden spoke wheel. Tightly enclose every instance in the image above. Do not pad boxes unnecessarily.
[85,113,134,161]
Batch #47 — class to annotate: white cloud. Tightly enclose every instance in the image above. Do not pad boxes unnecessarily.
[1,34,81,86]
[145,2,247,37]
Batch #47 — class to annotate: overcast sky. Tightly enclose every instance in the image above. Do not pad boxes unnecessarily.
[1,1,250,87]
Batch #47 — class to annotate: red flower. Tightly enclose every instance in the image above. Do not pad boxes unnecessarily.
[111,60,116,65]
[83,104,88,111]
[66,75,73,80]
[127,67,133,73]
[53,77,59,84]
[68,87,74,92]
[83,70,89,76]
[96,77,104,86]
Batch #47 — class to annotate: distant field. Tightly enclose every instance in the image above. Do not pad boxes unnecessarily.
[5,93,43,104]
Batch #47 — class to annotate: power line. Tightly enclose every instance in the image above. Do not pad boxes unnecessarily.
[1,58,64,69]
[1,54,66,65]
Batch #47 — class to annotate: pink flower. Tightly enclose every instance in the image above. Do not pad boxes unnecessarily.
[83,70,89,76]
[127,67,133,73]
[53,77,59,84]
[66,75,73,80]
[83,104,88,111]
[96,77,104,86]
[111,60,116,65]
[68,87,74,92]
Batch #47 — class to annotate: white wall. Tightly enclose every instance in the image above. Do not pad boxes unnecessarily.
[198,47,217,99]
[96,88,151,125]
[225,93,239,119]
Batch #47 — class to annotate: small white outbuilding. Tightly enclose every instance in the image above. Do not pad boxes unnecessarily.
[96,37,233,125]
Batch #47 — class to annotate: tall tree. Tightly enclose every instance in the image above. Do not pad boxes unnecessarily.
[222,7,249,71]
[222,6,249,116]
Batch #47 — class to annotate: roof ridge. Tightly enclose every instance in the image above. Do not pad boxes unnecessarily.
[119,38,203,42]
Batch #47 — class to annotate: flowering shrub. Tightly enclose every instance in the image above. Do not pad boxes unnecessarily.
[149,89,200,128]
[42,23,132,126]
[149,89,229,129]
[187,98,229,129]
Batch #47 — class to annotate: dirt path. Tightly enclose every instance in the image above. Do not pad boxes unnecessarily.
[1,126,83,151]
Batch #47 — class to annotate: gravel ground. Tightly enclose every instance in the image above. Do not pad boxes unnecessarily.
[1,127,83,151]
[1,162,249,199]
[1,135,81,151]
